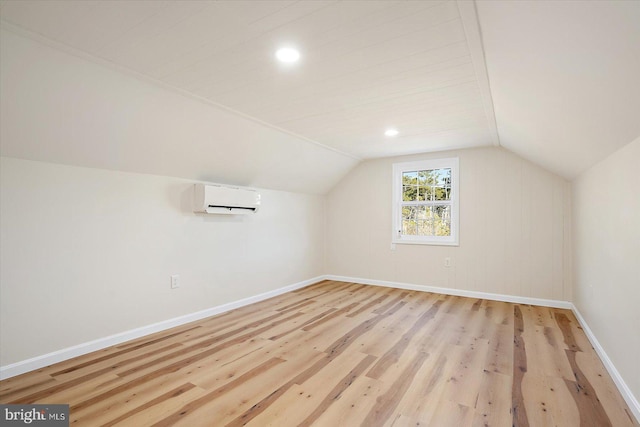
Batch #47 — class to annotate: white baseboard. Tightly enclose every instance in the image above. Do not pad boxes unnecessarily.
[570,304,640,423]
[0,276,322,380]
[324,275,573,309]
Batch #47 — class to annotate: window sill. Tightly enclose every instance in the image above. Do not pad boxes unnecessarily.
[392,238,459,247]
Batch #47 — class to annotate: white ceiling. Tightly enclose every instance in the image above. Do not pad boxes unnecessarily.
[476,0,640,178]
[0,0,638,185]
[0,0,498,161]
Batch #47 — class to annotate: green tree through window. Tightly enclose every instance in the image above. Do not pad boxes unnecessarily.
[401,168,451,237]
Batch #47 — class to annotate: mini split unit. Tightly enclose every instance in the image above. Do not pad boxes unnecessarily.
[193,183,260,215]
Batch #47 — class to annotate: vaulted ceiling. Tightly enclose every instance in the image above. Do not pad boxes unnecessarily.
[1,0,638,191]
[476,0,640,179]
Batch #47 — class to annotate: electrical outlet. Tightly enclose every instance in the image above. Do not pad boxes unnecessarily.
[444,257,452,268]
[171,274,180,289]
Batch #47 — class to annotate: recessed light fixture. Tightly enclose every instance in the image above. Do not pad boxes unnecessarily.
[385,128,399,137]
[275,47,300,63]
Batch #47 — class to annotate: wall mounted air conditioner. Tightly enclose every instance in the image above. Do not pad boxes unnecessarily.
[193,183,260,214]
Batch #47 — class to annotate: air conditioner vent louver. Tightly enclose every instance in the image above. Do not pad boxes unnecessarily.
[193,184,260,215]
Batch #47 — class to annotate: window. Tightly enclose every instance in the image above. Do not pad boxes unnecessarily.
[392,158,459,246]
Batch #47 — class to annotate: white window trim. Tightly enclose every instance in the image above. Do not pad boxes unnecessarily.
[391,157,459,246]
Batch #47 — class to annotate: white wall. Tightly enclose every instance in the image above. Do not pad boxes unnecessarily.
[326,146,572,301]
[572,135,640,403]
[0,157,324,366]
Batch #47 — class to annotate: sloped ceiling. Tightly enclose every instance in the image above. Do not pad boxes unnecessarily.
[0,0,498,194]
[0,0,638,192]
[476,0,640,178]
[0,27,359,194]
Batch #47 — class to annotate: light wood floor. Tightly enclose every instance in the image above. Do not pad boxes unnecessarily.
[1,280,637,426]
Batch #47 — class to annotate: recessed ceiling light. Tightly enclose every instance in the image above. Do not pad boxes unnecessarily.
[385,128,399,137]
[276,47,300,63]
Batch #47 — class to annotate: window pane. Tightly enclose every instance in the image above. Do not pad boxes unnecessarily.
[418,170,428,185]
[402,206,421,235]
[418,186,430,201]
[416,219,427,236]
[434,168,451,186]
[433,186,449,201]
[434,205,451,236]
[420,169,433,185]
[403,185,416,201]
[402,206,410,219]
[403,171,418,185]
[427,207,436,236]
[415,206,427,219]
[402,206,416,220]
[402,219,417,235]
[443,186,451,200]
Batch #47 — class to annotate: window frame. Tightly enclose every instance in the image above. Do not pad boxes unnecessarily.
[391,157,459,246]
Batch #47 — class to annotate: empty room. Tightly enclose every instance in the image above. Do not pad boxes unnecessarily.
[0,1,638,426]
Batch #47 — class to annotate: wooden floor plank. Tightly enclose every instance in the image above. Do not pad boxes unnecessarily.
[304,375,385,426]
[1,281,637,427]
[512,305,531,427]
[108,384,207,427]
[472,370,512,426]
